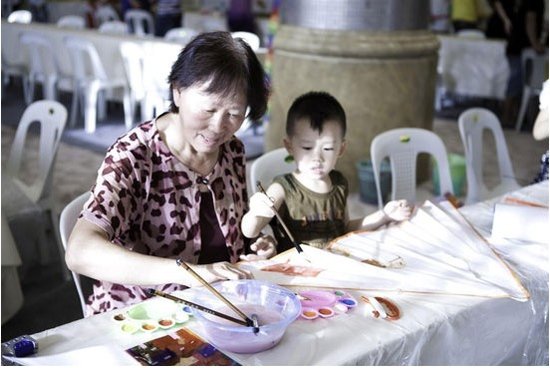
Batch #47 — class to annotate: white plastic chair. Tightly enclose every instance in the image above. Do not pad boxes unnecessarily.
[94,4,120,26]
[19,32,72,105]
[141,42,181,119]
[515,48,549,131]
[7,9,32,23]
[3,100,70,280]
[124,9,154,36]
[59,192,92,318]
[98,20,128,34]
[57,15,86,29]
[64,36,132,133]
[120,42,150,124]
[3,10,31,100]
[231,31,261,51]
[164,27,199,44]
[458,108,521,204]
[249,147,296,194]
[370,127,454,209]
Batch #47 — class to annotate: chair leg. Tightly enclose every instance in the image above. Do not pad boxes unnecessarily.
[84,84,100,134]
[69,85,80,128]
[24,75,34,106]
[45,77,57,101]
[122,89,133,131]
[49,209,72,281]
[515,87,531,131]
[97,91,107,121]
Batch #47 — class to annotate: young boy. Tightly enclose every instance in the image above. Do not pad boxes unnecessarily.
[241,91,413,252]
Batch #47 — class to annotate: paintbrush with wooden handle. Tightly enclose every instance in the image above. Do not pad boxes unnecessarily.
[256,181,311,263]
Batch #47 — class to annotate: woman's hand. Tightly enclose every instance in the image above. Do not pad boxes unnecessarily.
[239,235,277,261]
[383,199,413,222]
[191,262,253,285]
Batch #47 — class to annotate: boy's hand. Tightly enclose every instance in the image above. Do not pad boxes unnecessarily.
[383,199,413,221]
[240,235,277,261]
[248,192,277,218]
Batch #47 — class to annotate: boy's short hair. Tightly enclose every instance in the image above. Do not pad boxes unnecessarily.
[286,91,346,137]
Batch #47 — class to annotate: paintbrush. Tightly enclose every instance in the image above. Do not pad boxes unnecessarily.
[147,289,250,327]
[256,181,310,262]
[176,258,259,333]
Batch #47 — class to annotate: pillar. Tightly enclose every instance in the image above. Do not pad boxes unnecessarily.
[264,0,439,191]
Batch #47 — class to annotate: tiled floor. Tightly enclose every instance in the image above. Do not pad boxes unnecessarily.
[1,81,548,343]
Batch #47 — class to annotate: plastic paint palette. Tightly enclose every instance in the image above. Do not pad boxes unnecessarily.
[298,290,357,320]
[112,299,193,334]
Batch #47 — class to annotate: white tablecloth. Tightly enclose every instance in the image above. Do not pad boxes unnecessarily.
[438,35,510,99]
[5,182,548,365]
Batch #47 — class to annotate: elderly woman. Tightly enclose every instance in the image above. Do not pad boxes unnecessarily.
[66,31,272,315]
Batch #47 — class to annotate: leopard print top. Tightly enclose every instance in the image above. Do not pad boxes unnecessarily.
[79,119,249,315]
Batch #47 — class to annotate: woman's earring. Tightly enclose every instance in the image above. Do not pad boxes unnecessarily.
[284,155,294,163]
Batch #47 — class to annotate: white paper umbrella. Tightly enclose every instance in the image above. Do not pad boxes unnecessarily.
[240,200,529,301]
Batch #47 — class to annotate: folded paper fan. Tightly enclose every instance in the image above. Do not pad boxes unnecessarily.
[240,200,529,301]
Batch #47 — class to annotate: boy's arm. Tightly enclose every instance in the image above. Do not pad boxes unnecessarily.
[347,199,413,232]
[241,182,286,238]
[347,210,389,232]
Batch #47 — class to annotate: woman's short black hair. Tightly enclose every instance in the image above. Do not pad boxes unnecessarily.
[167,31,270,121]
[286,91,347,137]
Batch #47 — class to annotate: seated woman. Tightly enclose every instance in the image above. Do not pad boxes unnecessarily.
[65,31,273,316]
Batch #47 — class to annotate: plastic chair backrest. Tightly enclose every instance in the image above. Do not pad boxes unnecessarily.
[231,31,260,51]
[120,41,149,123]
[59,192,91,318]
[98,20,128,34]
[64,36,108,81]
[8,9,32,23]
[370,127,454,209]
[120,42,146,99]
[164,27,199,44]
[124,9,154,36]
[249,148,295,194]
[57,15,86,29]
[141,42,181,117]
[6,100,67,203]
[458,107,520,204]
[95,4,120,26]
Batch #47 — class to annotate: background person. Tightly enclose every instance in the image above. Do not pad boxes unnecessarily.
[65,32,271,316]
[153,0,182,37]
[485,0,546,126]
[120,0,151,18]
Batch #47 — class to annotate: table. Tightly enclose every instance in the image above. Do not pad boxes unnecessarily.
[437,35,510,100]
[4,182,548,365]
[1,21,266,99]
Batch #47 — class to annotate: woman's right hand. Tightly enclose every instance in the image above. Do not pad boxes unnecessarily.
[191,262,253,285]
